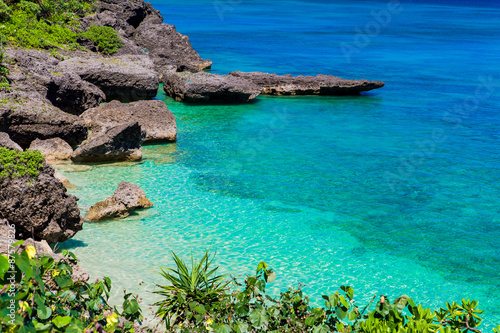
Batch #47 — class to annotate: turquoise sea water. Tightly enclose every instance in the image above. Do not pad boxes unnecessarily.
[60,0,500,327]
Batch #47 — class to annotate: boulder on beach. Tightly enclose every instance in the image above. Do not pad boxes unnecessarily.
[85,181,153,221]
[71,122,144,163]
[0,163,83,244]
[57,55,159,103]
[81,100,176,142]
[228,71,385,95]
[162,70,262,103]
[29,138,73,163]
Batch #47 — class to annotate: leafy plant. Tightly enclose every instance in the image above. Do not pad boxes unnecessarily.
[153,250,229,329]
[0,242,145,332]
[0,147,44,179]
[152,251,499,333]
[79,25,124,54]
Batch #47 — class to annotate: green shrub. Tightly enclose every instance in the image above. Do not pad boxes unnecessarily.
[0,243,144,332]
[0,147,44,179]
[0,33,9,88]
[79,25,124,54]
[153,251,500,333]
[0,0,11,22]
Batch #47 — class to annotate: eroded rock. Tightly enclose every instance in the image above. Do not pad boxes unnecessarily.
[228,71,385,95]
[29,138,73,163]
[0,91,88,149]
[0,164,83,244]
[85,181,153,221]
[162,70,262,103]
[81,100,176,142]
[57,55,159,102]
[0,132,23,151]
[71,122,143,162]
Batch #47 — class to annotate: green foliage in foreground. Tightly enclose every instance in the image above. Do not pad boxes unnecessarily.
[154,251,500,333]
[0,243,143,332]
[79,25,124,55]
[0,147,44,179]
[1,246,499,332]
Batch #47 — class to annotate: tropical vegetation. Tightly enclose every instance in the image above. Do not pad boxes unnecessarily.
[1,245,499,332]
[0,147,44,179]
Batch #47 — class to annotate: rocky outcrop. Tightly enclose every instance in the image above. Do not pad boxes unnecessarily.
[228,71,385,95]
[71,122,143,162]
[162,70,262,103]
[47,73,106,115]
[29,138,73,163]
[53,169,73,188]
[85,181,153,221]
[57,55,159,102]
[134,22,212,71]
[81,100,176,142]
[0,164,83,244]
[0,91,88,149]
[0,132,23,151]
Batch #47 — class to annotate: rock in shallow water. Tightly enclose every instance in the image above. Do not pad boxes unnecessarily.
[85,181,153,221]
[81,100,176,142]
[71,122,144,163]
[228,71,385,95]
[162,70,262,103]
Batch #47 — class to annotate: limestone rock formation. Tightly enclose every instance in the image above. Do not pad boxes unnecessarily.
[57,55,159,102]
[162,70,262,103]
[228,71,385,95]
[134,21,212,71]
[0,132,23,151]
[81,100,176,142]
[71,122,144,162]
[0,91,88,149]
[29,138,73,163]
[0,164,83,244]
[47,73,106,115]
[85,181,153,221]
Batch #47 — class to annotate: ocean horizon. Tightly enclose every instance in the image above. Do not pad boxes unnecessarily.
[60,0,500,327]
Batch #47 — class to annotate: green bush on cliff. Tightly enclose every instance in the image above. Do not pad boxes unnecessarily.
[79,25,124,55]
[0,147,44,179]
[0,0,124,54]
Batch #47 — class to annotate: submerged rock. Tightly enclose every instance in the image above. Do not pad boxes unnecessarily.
[0,163,83,244]
[162,70,262,103]
[85,181,153,221]
[228,71,385,95]
[0,132,23,151]
[29,138,73,163]
[71,122,143,163]
[81,100,176,142]
[57,55,159,102]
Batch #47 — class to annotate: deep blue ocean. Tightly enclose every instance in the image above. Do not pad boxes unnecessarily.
[60,0,500,327]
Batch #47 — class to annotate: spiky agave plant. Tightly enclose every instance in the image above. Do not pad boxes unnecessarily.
[153,250,229,329]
